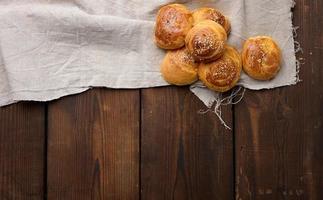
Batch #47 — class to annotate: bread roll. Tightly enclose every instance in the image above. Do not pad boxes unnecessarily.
[193,7,231,34]
[185,20,227,62]
[242,36,281,80]
[155,4,193,50]
[161,48,199,85]
[198,45,242,92]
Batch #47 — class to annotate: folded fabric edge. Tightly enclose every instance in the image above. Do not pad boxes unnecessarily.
[0,87,89,107]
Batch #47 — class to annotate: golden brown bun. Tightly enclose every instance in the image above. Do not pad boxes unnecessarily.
[242,36,281,80]
[193,7,231,34]
[155,4,193,50]
[161,48,199,85]
[185,20,227,62]
[198,45,242,92]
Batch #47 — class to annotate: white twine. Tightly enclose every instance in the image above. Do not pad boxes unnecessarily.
[292,25,303,83]
[198,86,246,130]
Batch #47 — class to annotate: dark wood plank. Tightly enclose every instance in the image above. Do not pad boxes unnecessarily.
[0,103,44,199]
[235,0,323,199]
[47,89,139,200]
[141,87,233,200]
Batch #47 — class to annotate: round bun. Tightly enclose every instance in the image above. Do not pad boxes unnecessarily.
[155,4,193,50]
[198,45,242,92]
[161,48,199,86]
[193,7,231,34]
[185,20,227,62]
[242,36,281,80]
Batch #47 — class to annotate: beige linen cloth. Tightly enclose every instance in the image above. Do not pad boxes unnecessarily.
[0,0,298,107]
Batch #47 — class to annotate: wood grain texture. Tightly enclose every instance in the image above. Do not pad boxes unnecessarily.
[47,89,139,200]
[0,103,44,199]
[141,87,233,200]
[235,0,323,199]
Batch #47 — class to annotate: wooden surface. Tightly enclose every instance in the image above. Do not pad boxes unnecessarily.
[47,89,139,199]
[0,103,44,199]
[0,0,322,199]
[141,88,232,199]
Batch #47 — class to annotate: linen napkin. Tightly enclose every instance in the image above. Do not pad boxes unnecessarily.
[0,0,298,107]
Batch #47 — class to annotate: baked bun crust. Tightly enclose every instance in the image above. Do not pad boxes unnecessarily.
[242,36,281,80]
[185,20,227,62]
[193,7,231,34]
[155,4,193,50]
[198,45,242,92]
[161,48,199,85]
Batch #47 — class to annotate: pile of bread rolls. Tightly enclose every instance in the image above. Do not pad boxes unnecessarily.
[155,4,282,92]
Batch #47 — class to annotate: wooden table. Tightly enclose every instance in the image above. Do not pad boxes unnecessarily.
[0,0,322,199]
